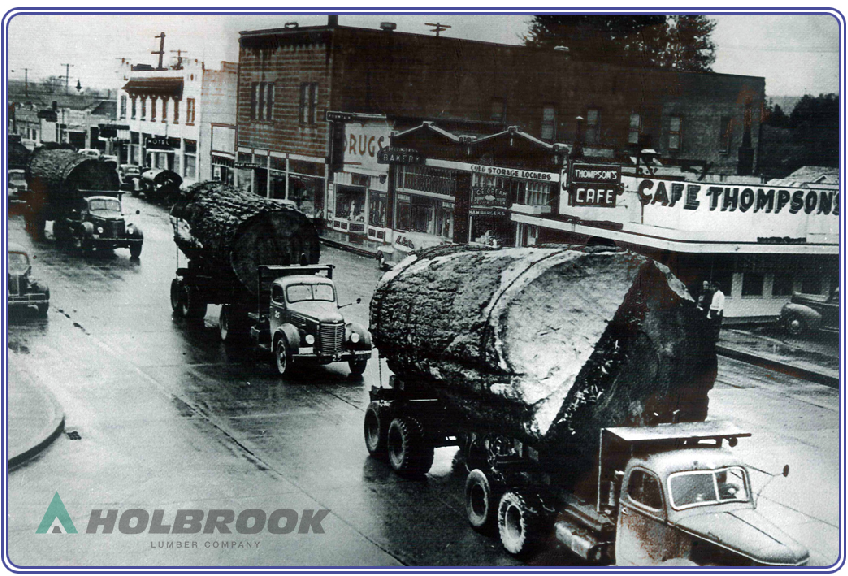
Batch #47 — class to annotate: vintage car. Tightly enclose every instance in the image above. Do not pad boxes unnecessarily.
[53,195,144,259]
[377,231,451,270]
[780,287,839,336]
[8,243,49,316]
[8,169,28,207]
[77,148,102,159]
[139,169,182,204]
[119,165,142,191]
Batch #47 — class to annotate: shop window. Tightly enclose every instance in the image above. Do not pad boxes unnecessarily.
[719,116,733,154]
[628,113,641,145]
[585,108,600,145]
[741,272,764,297]
[141,97,147,120]
[396,165,458,197]
[120,95,127,119]
[669,116,682,150]
[335,186,365,223]
[771,273,794,297]
[801,274,823,295]
[541,105,556,141]
[490,98,505,122]
[525,181,552,207]
[150,97,157,122]
[162,99,168,123]
[299,83,318,125]
[174,99,180,124]
[186,98,196,125]
[712,272,733,298]
[369,192,388,227]
[173,154,180,175]
[184,154,196,179]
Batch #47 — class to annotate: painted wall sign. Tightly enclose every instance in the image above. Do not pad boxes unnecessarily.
[471,185,509,208]
[342,123,391,172]
[377,146,423,165]
[470,164,556,182]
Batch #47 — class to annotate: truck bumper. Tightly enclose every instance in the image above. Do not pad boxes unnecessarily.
[292,348,373,363]
[554,519,608,562]
[87,237,142,249]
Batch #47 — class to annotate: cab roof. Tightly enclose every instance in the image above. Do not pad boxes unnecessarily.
[632,448,746,480]
[8,242,28,255]
[273,275,335,288]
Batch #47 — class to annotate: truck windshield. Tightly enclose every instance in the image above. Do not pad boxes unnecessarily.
[286,284,335,303]
[89,199,121,212]
[668,467,749,509]
[8,252,29,274]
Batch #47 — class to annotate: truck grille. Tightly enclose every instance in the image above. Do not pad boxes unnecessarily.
[319,322,344,355]
[109,221,125,238]
[8,275,21,296]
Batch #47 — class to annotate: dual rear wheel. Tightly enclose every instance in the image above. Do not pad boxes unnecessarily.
[363,405,434,476]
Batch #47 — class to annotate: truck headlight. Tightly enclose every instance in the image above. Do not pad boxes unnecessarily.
[350,332,360,344]
[305,334,315,345]
[97,226,104,234]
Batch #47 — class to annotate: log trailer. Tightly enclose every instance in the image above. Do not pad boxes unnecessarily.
[364,383,809,566]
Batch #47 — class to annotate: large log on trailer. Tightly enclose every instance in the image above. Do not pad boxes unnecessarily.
[170,181,321,298]
[370,246,717,455]
[26,147,120,206]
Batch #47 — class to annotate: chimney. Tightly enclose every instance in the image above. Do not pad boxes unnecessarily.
[328,15,338,27]
[380,22,397,32]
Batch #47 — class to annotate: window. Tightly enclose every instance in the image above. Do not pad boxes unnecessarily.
[287,284,335,303]
[669,116,682,150]
[719,115,733,153]
[628,113,641,145]
[184,140,196,179]
[186,98,196,125]
[120,95,127,119]
[174,99,180,124]
[668,468,749,510]
[272,285,284,304]
[150,97,157,122]
[541,105,556,141]
[251,82,275,121]
[627,470,663,510]
[490,98,505,122]
[162,99,168,123]
[585,108,600,144]
[772,273,794,297]
[299,83,318,125]
[712,271,733,298]
[141,97,147,120]
[801,273,823,295]
[741,272,764,297]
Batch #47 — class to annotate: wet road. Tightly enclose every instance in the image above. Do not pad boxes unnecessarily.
[6,196,840,567]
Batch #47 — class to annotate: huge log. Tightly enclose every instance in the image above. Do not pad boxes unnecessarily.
[26,147,120,205]
[170,181,321,298]
[370,246,717,454]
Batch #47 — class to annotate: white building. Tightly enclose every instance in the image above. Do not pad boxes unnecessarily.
[116,59,237,186]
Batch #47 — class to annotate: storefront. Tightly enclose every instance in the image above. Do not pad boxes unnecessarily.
[394,164,457,241]
[211,154,235,186]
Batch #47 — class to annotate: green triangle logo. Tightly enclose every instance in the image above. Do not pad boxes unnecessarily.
[36,492,77,534]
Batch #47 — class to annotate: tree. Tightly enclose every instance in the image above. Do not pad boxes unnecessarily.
[525,15,716,71]
[789,94,839,167]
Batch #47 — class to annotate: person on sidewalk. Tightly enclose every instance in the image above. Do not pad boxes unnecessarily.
[697,280,714,318]
[709,282,725,340]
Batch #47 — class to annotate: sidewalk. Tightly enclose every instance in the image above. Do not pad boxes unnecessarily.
[717,327,840,388]
[7,361,65,468]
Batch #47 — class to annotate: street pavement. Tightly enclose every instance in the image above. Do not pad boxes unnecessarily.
[4,195,842,567]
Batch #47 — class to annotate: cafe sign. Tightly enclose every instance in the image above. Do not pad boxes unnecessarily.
[568,162,622,208]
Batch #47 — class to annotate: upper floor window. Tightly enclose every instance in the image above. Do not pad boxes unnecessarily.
[299,83,318,125]
[131,97,137,119]
[719,115,733,154]
[541,105,556,141]
[162,98,168,123]
[186,98,196,125]
[150,97,157,122]
[669,116,682,150]
[120,95,127,119]
[141,97,147,120]
[628,113,641,145]
[251,82,275,121]
[585,108,600,144]
[490,98,505,122]
[174,99,180,124]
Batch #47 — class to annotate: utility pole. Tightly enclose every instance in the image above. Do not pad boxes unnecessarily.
[424,22,451,37]
[152,32,166,70]
[61,63,74,94]
[12,68,29,97]
[169,49,188,70]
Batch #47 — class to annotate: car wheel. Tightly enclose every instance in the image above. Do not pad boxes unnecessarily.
[785,314,807,337]
[274,336,292,376]
[348,358,368,377]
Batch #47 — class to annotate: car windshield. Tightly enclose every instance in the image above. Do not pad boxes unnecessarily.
[89,199,121,212]
[286,283,335,303]
[668,467,750,510]
[8,251,29,274]
[9,173,26,186]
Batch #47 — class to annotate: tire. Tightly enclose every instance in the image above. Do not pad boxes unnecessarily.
[36,303,49,317]
[466,469,499,530]
[497,490,546,557]
[348,358,368,377]
[172,279,206,320]
[274,335,292,376]
[785,314,807,337]
[220,304,234,341]
[364,403,388,456]
[377,252,387,270]
[129,242,142,260]
[387,417,434,475]
[170,278,187,317]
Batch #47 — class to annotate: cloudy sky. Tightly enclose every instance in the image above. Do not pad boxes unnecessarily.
[6,11,841,97]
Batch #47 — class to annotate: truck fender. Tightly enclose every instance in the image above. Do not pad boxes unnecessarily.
[782,303,822,329]
[126,223,144,239]
[274,324,300,351]
[346,322,372,348]
[81,221,95,236]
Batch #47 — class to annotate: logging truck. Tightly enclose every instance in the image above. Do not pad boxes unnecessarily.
[365,381,808,566]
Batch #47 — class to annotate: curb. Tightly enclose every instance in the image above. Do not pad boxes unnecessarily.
[716,345,839,389]
[320,237,378,259]
[8,378,66,469]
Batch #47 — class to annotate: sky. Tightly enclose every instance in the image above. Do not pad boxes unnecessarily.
[6,12,841,97]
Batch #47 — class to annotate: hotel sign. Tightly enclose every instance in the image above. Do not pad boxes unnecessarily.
[568,163,622,208]
[146,136,172,150]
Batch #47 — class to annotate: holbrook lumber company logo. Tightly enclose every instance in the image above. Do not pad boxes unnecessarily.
[37,492,330,539]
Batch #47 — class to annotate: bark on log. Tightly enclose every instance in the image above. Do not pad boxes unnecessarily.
[26,147,120,205]
[170,181,321,297]
[370,246,717,454]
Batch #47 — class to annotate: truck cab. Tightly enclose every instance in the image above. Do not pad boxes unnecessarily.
[52,194,143,259]
[248,265,373,377]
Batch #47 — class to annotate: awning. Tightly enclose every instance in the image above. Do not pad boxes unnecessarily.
[123,78,184,99]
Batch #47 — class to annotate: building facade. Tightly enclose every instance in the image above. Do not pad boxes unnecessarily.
[116,59,237,186]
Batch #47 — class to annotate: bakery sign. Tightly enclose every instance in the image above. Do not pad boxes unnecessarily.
[568,163,622,208]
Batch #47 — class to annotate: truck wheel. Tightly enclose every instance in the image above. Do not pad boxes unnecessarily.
[274,336,292,376]
[36,303,49,317]
[129,242,142,260]
[170,279,187,317]
[785,314,806,337]
[364,403,388,456]
[387,417,434,475]
[497,490,545,557]
[466,469,500,530]
[377,252,387,270]
[348,358,368,377]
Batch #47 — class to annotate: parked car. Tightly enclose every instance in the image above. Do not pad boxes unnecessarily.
[8,168,28,206]
[119,165,142,191]
[780,287,839,336]
[8,243,49,316]
[77,148,102,159]
[377,231,451,270]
